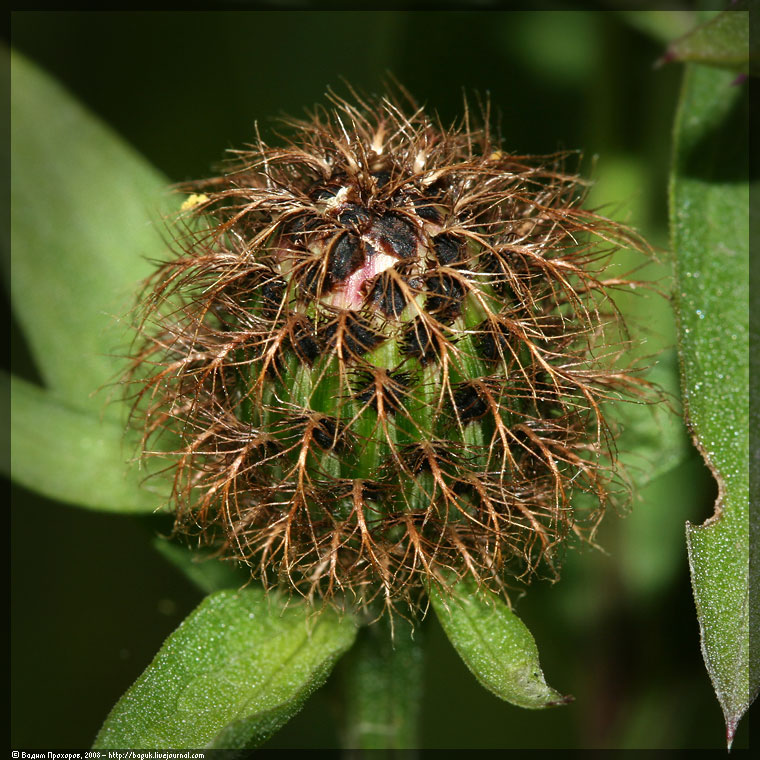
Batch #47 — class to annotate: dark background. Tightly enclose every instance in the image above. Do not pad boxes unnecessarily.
[9,9,749,750]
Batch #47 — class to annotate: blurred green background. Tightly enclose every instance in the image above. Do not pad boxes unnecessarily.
[9,9,747,750]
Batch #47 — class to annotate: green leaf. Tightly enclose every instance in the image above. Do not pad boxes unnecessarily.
[584,156,690,490]
[94,589,358,749]
[614,349,691,489]
[10,48,170,418]
[153,540,251,595]
[5,371,167,513]
[617,10,696,45]
[669,63,754,746]
[428,579,570,710]
[660,6,752,75]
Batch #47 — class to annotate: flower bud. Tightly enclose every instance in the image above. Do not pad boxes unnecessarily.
[131,91,648,612]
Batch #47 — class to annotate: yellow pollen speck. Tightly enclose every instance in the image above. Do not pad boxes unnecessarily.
[181,193,209,211]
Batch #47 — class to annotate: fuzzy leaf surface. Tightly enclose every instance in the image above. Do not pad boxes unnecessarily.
[10,48,170,418]
[6,371,167,512]
[429,579,569,709]
[94,589,357,749]
[669,62,754,745]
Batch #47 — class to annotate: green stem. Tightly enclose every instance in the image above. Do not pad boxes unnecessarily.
[340,615,423,751]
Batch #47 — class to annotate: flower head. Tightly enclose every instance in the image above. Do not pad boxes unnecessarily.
[130,90,649,613]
